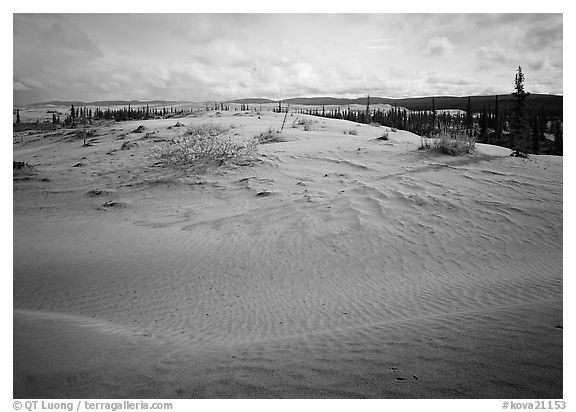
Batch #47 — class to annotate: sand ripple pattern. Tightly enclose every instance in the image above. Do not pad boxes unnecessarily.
[14,128,562,398]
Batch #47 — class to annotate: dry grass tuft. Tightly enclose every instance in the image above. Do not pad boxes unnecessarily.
[255,128,281,144]
[420,128,475,155]
[433,129,476,155]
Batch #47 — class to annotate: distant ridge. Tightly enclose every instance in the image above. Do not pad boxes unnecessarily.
[29,100,187,107]
[226,98,276,104]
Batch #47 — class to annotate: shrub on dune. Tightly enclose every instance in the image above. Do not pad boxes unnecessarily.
[431,128,476,155]
[256,128,281,144]
[151,123,257,165]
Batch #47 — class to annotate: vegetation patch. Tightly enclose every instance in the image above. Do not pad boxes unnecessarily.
[294,118,314,131]
[256,128,281,144]
[430,129,476,155]
[132,125,146,133]
[121,141,139,150]
[151,123,257,166]
[13,161,37,176]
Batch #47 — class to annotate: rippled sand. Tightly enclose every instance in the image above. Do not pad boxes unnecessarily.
[13,111,562,398]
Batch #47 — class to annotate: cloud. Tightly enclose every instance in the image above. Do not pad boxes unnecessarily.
[361,38,396,51]
[44,20,103,58]
[13,82,30,91]
[523,25,562,50]
[425,37,455,57]
[476,45,509,69]
[14,14,103,58]
[476,44,560,76]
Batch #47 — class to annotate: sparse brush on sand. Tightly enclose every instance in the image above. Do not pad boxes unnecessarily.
[13,161,37,176]
[435,129,476,155]
[255,127,281,144]
[293,117,314,131]
[151,123,257,166]
[420,128,476,155]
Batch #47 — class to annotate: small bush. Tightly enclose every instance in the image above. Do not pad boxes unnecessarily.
[76,129,96,139]
[256,128,281,144]
[13,161,33,170]
[132,125,146,133]
[152,123,257,165]
[432,129,475,155]
[121,141,138,150]
[510,149,529,158]
[419,137,432,150]
[13,161,37,176]
[296,118,313,131]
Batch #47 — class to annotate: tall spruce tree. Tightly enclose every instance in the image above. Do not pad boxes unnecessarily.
[480,105,488,140]
[466,96,472,136]
[553,120,563,155]
[510,66,531,156]
[365,95,371,124]
[431,96,436,134]
[495,95,502,144]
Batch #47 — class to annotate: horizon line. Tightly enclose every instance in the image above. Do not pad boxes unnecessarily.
[17,92,564,107]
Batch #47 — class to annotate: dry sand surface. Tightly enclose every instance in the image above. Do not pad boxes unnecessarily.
[13,110,562,398]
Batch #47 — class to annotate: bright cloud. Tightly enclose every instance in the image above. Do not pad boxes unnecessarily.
[425,37,455,57]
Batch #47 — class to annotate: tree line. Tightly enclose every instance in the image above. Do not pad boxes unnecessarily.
[58,104,197,126]
[306,68,562,156]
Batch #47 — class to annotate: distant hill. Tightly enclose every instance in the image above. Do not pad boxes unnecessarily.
[226,98,277,104]
[28,100,187,107]
[281,97,355,106]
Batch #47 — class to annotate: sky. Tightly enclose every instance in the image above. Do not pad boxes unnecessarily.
[13,13,563,105]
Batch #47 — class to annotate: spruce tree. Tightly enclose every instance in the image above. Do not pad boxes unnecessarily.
[480,105,488,140]
[510,66,531,156]
[431,96,436,134]
[466,96,472,136]
[365,95,371,124]
[494,95,501,144]
[553,120,563,155]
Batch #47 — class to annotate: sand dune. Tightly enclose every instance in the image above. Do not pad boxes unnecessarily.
[13,111,562,398]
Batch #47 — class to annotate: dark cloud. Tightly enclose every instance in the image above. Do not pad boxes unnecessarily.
[15,14,102,58]
[523,25,562,50]
[44,20,103,57]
